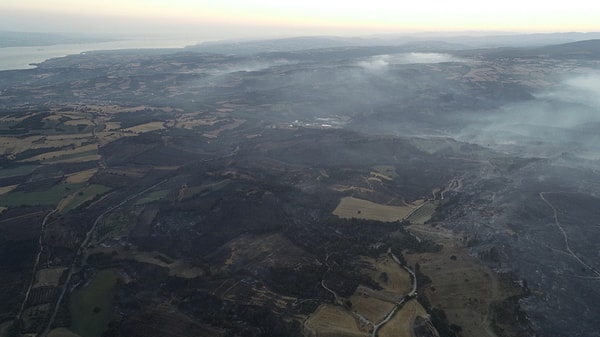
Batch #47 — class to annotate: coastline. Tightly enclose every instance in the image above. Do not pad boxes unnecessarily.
[0,38,198,71]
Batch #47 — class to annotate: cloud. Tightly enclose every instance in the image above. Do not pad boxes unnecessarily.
[357,52,465,70]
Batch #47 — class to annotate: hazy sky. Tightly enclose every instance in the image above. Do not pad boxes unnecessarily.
[1,0,600,40]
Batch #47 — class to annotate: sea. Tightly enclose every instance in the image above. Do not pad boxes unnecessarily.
[0,38,198,71]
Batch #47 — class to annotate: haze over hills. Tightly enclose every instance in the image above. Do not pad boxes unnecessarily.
[0,34,600,337]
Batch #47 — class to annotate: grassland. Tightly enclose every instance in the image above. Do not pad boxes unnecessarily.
[70,270,118,337]
[333,197,420,222]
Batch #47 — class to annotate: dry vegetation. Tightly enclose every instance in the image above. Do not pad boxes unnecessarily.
[305,304,364,337]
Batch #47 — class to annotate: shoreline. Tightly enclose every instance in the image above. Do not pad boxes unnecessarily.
[0,38,199,71]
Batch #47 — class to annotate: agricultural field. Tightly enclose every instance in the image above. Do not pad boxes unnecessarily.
[0,182,86,207]
[333,196,421,222]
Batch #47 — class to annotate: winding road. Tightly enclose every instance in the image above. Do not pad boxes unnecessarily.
[317,250,417,337]
[369,252,417,337]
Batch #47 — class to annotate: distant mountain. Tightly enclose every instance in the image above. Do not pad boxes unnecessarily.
[186,36,383,54]
[468,39,600,59]
[442,32,600,48]
[0,31,117,48]
[536,39,600,59]
[186,32,600,55]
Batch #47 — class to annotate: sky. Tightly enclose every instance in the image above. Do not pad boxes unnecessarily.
[1,0,600,41]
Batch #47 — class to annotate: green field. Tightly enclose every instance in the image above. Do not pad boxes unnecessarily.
[0,182,85,207]
[70,270,118,337]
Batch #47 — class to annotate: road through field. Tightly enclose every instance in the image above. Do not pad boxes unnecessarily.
[16,207,59,321]
[40,179,168,337]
